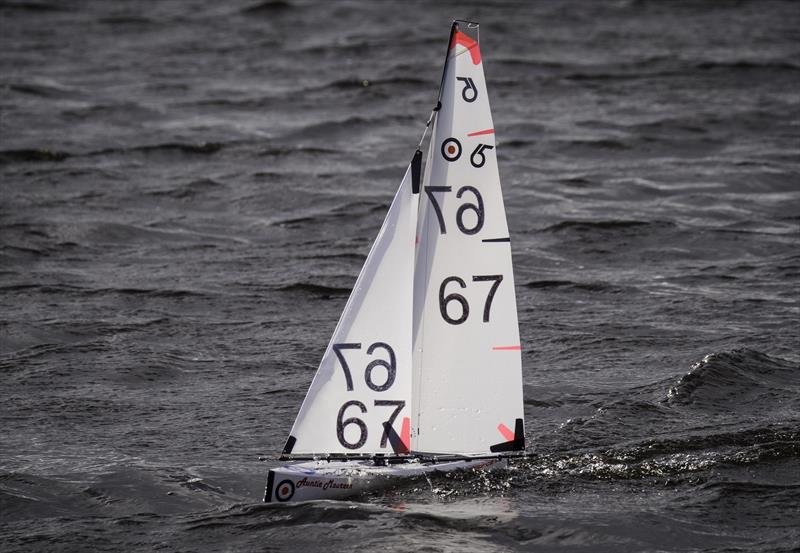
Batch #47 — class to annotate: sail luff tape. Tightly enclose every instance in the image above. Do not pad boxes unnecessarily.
[415,109,435,149]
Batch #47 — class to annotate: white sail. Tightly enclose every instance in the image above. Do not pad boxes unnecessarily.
[412,24,525,455]
[285,167,418,456]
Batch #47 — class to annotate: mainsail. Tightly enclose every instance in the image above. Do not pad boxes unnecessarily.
[284,167,418,455]
[411,23,525,455]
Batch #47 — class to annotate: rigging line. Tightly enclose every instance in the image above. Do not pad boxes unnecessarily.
[415,21,460,150]
[434,21,459,108]
[412,22,459,448]
[416,19,465,154]
[415,108,436,149]
[413,120,438,450]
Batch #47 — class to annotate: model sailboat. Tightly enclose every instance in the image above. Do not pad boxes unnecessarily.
[265,20,525,503]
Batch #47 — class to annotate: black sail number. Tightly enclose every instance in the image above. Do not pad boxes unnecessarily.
[472,274,503,322]
[455,185,484,235]
[332,343,360,391]
[332,342,396,392]
[336,400,406,450]
[424,185,484,235]
[456,76,478,102]
[439,276,469,325]
[470,144,494,168]
[337,400,367,449]
[374,400,405,448]
[438,274,504,325]
[424,185,451,234]
[365,342,396,392]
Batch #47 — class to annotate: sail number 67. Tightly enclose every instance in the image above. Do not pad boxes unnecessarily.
[337,399,405,450]
[439,274,503,325]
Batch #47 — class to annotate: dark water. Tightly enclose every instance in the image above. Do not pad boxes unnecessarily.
[2,0,799,551]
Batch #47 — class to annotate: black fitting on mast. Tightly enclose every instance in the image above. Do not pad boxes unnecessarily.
[410,21,478,196]
[411,149,422,194]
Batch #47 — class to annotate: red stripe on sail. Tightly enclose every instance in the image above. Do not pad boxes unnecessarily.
[449,31,481,65]
[400,417,410,450]
[493,345,521,351]
[497,423,515,441]
[467,128,494,137]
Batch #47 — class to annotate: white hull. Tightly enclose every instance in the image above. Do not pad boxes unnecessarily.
[264,458,504,503]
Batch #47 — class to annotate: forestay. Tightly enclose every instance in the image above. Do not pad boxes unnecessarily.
[285,167,418,456]
[411,23,525,455]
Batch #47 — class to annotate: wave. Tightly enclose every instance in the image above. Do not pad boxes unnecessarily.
[556,176,595,187]
[92,287,209,298]
[666,349,800,408]
[240,0,293,14]
[323,76,429,91]
[0,142,225,165]
[600,423,799,465]
[5,81,79,98]
[275,283,352,297]
[284,114,413,140]
[270,200,387,227]
[177,76,426,109]
[519,423,799,482]
[562,56,799,82]
[0,283,207,299]
[523,280,618,293]
[0,148,70,163]
[93,142,225,156]
[0,473,100,522]
[493,57,566,69]
[0,244,48,256]
[0,1,68,12]
[497,138,535,149]
[258,145,339,157]
[556,137,631,150]
[97,15,154,26]
[144,178,225,199]
[295,252,367,262]
[542,220,667,233]
[693,59,800,72]
[539,350,799,470]
[185,501,377,534]
[295,38,402,56]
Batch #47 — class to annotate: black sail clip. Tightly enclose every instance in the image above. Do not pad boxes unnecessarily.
[489,418,525,453]
[411,149,422,194]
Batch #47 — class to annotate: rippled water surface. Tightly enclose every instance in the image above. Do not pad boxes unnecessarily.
[2,1,799,551]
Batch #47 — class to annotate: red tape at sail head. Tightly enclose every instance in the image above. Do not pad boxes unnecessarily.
[449,30,481,65]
